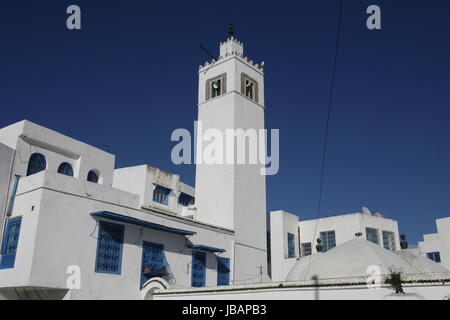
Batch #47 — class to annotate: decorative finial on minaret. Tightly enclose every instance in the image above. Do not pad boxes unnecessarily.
[227,22,235,39]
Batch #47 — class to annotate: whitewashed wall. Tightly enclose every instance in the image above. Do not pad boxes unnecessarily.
[0,120,115,186]
[0,171,234,300]
[419,217,450,270]
[154,280,450,300]
[269,211,299,282]
[299,213,400,254]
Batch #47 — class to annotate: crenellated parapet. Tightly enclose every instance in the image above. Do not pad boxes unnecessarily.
[198,37,264,73]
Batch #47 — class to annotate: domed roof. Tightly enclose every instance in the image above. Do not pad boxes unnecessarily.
[286,238,447,281]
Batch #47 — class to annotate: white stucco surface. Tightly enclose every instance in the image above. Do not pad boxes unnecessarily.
[419,217,450,270]
[286,238,446,282]
[195,37,268,284]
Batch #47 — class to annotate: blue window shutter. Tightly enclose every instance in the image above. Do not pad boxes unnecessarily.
[153,185,171,205]
[287,233,295,258]
[0,217,22,269]
[217,257,230,286]
[191,251,206,287]
[95,221,124,274]
[141,242,168,287]
[320,231,336,252]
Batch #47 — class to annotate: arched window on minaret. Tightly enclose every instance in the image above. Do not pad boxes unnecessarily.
[206,73,226,100]
[241,73,258,103]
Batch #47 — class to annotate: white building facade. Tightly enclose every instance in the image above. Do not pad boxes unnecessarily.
[0,120,239,299]
[268,208,401,281]
[0,32,271,299]
[419,217,450,270]
[195,35,268,283]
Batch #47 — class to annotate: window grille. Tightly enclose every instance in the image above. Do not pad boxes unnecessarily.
[191,251,206,287]
[95,221,124,274]
[320,230,336,252]
[0,217,22,269]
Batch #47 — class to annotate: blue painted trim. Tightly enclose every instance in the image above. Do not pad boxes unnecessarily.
[90,211,196,236]
[6,175,21,217]
[94,221,124,275]
[187,244,225,253]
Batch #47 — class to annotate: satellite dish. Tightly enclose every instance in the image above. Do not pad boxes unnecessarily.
[374,212,382,217]
[362,207,371,215]
[212,82,219,89]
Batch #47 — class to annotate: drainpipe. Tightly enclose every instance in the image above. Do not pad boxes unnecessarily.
[0,150,18,242]
[6,175,21,217]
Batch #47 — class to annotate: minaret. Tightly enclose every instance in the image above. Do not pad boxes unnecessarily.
[195,25,268,284]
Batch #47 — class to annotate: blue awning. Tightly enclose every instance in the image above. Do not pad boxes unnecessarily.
[90,211,196,236]
[187,244,226,253]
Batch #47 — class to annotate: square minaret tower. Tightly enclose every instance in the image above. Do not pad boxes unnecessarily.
[195,30,268,284]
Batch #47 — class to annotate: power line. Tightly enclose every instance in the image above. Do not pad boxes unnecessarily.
[305,0,345,280]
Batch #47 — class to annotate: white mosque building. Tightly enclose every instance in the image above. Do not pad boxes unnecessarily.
[0,31,268,300]
[0,31,449,300]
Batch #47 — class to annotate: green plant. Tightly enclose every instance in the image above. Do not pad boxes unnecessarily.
[385,270,404,294]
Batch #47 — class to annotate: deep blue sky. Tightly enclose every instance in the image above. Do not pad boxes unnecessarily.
[1,1,449,245]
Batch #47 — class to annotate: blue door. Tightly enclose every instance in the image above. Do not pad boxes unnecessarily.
[191,251,206,287]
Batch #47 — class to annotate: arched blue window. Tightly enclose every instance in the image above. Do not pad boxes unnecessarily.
[87,170,99,183]
[26,153,46,176]
[57,162,74,177]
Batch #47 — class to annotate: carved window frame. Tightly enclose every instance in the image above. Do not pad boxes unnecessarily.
[206,73,227,101]
[241,73,258,103]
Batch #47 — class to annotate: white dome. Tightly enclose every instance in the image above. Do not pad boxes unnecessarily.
[286,238,447,281]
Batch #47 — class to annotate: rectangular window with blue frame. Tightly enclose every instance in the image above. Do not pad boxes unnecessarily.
[426,251,441,263]
[0,217,22,269]
[287,233,295,258]
[366,227,380,245]
[178,192,194,207]
[301,242,312,257]
[382,231,396,251]
[153,185,171,205]
[95,221,124,274]
[320,230,336,252]
[217,257,230,286]
[191,251,206,287]
[141,241,169,287]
